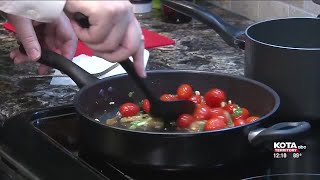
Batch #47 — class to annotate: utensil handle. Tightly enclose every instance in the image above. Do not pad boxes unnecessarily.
[18,45,98,88]
[119,59,159,102]
[161,0,245,49]
[74,12,90,28]
[73,13,159,102]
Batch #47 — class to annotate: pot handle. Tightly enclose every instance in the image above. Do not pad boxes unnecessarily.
[161,0,245,49]
[19,45,98,88]
[248,121,311,146]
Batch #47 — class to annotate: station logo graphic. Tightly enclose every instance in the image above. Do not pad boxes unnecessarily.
[273,142,307,153]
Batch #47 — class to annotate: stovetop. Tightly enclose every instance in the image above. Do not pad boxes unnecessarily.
[0,105,319,180]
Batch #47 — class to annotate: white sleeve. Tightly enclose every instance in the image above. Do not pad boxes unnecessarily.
[0,1,66,22]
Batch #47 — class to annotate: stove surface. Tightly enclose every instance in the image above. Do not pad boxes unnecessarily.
[0,105,319,180]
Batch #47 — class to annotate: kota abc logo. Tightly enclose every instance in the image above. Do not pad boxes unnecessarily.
[274,142,307,152]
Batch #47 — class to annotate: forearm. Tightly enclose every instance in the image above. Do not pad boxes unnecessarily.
[0,1,66,22]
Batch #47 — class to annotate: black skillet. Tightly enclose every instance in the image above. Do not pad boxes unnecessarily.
[16,10,310,170]
[16,45,308,170]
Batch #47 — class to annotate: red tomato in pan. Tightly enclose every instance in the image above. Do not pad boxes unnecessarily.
[246,116,259,123]
[189,95,202,104]
[204,88,226,107]
[119,102,140,117]
[204,117,227,131]
[233,107,250,120]
[209,107,228,124]
[233,118,246,126]
[177,84,193,100]
[233,115,243,121]
[177,114,194,128]
[160,94,178,101]
[240,107,250,119]
[223,103,237,114]
[214,116,228,124]
[193,104,211,120]
[142,99,150,113]
[210,107,227,118]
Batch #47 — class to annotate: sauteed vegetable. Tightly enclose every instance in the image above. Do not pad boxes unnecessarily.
[106,83,260,132]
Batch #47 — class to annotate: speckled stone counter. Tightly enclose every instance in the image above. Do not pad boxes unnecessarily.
[0,2,254,123]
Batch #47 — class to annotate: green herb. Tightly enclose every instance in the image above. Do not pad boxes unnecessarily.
[129,125,138,129]
[232,105,242,117]
[129,120,141,129]
[130,120,142,125]
[129,119,148,129]
[137,121,148,126]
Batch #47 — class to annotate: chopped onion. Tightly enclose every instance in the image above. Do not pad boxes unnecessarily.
[189,120,207,132]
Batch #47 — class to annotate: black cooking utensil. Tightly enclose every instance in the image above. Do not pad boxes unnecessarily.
[74,12,196,122]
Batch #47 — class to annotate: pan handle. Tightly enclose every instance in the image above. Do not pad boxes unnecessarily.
[248,121,311,147]
[19,45,98,88]
[161,0,245,49]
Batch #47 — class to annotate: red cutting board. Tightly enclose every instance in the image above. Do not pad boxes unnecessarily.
[3,23,175,56]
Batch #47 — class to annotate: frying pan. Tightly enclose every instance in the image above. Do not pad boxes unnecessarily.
[161,0,320,121]
[243,173,320,180]
[31,49,310,171]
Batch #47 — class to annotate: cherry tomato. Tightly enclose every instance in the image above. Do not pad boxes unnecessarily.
[241,108,250,119]
[189,95,202,104]
[233,107,250,120]
[246,116,259,123]
[233,115,244,121]
[204,88,226,107]
[160,94,178,101]
[223,103,237,114]
[233,118,246,126]
[210,107,227,118]
[204,117,227,131]
[193,104,211,120]
[177,84,193,100]
[142,99,150,113]
[177,114,194,128]
[209,107,228,124]
[119,102,140,117]
[215,115,228,124]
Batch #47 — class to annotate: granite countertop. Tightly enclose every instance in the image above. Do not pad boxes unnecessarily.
[0,2,254,123]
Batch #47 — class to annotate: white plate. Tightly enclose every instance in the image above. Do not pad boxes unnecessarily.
[50,49,150,85]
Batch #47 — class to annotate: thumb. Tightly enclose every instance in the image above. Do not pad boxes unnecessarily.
[7,15,41,61]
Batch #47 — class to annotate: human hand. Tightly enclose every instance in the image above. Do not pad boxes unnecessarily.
[64,0,146,77]
[7,12,78,75]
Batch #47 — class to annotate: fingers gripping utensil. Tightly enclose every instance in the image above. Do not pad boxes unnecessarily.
[73,12,196,123]
[19,13,196,124]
